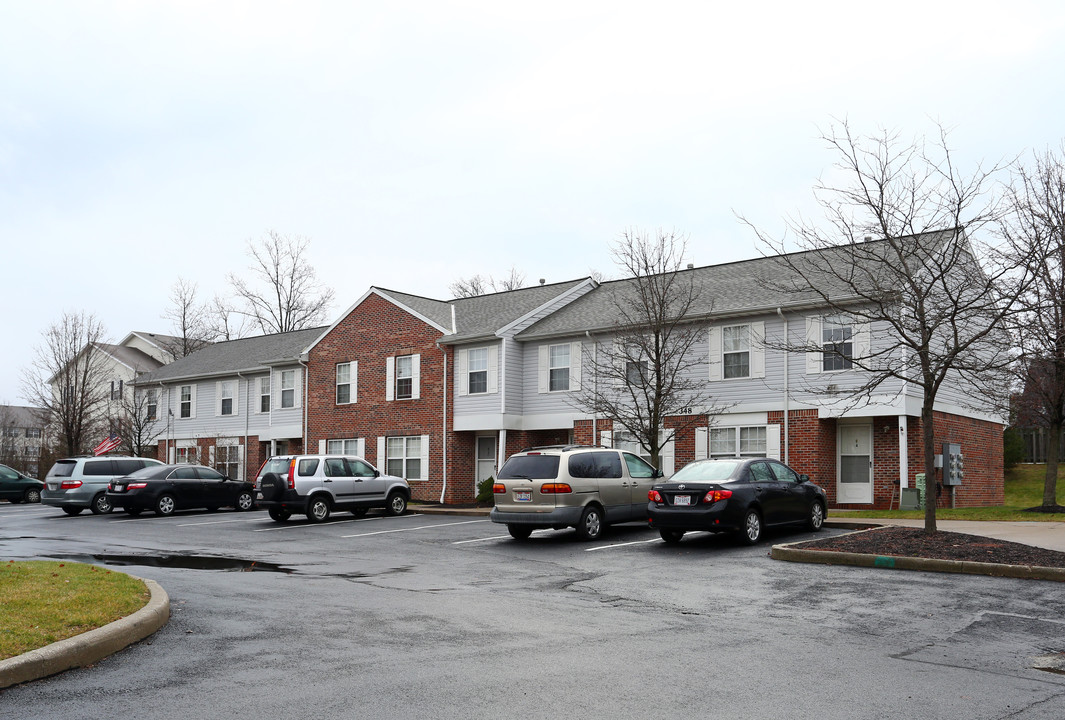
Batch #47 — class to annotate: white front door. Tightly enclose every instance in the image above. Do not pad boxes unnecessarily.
[475,436,497,493]
[838,424,873,504]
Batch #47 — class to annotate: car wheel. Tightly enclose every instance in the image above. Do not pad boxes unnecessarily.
[808,501,825,532]
[90,492,113,515]
[508,525,533,540]
[386,491,407,516]
[62,506,82,516]
[660,529,685,544]
[126,508,143,516]
[350,507,368,517]
[268,507,291,522]
[259,472,283,502]
[575,505,603,541]
[24,488,41,503]
[740,509,763,545]
[306,496,331,523]
[235,491,254,511]
[155,494,177,517]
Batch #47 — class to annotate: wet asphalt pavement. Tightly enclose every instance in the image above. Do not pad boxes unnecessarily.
[1,501,1064,719]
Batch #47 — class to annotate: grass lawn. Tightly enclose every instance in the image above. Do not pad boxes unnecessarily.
[835,463,1065,522]
[0,561,149,661]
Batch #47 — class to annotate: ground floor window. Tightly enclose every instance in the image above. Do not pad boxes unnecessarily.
[710,426,767,458]
[214,443,241,479]
[386,436,422,480]
[327,438,363,456]
[176,445,198,464]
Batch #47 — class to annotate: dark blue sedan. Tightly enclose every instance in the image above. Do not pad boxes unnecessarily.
[647,457,827,544]
[106,464,256,517]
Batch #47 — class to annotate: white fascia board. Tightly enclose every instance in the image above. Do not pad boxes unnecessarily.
[453,413,525,432]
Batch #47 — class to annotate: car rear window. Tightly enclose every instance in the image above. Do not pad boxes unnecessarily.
[83,461,115,476]
[113,459,144,475]
[298,459,320,476]
[261,458,293,476]
[128,466,170,479]
[670,460,741,483]
[498,455,561,480]
[48,461,76,478]
[568,451,622,479]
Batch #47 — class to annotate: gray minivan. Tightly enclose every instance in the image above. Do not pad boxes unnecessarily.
[42,456,164,515]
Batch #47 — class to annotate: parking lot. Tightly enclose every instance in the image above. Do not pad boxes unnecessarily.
[2,501,1065,719]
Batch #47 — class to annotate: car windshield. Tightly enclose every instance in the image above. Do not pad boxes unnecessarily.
[498,454,561,480]
[669,460,742,483]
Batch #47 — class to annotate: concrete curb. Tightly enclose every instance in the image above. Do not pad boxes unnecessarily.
[772,529,1065,582]
[0,576,170,690]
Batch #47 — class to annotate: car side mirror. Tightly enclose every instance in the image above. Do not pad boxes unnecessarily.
[374,470,380,478]
[653,468,664,479]
[799,474,810,483]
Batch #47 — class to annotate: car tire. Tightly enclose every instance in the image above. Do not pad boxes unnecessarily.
[386,491,407,516]
[508,525,533,540]
[268,507,291,522]
[575,505,604,541]
[740,509,763,545]
[660,529,685,544]
[24,488,42,503]
[808,501,825,532]
[350,507,368,517]
[306,495,331,523]
[62,506,82,516]
[90,492,113,515]
[259,473,283,502]
[155,494,177,517]
[235,491,254,512]
[126,508,143,516]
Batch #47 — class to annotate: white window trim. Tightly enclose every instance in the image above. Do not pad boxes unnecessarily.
[456,346,498,396]
[178,384,197,419]
[336,361,357,405]
[698,424,781,460]
[386,354,421,401]
[709,322,765,381]
[324,437,365,456]
[380,434,429,480]
[806,315,870,375]
[538,342,581,393]
[255,376,271,414]
[276,368,302,409]
[215,380,239,417]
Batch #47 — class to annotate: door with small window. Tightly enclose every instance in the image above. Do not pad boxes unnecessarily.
[475,436,497,494]
[838,425,873,504]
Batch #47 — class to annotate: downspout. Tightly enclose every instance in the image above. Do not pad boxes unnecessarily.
[237,371,249,481]
[436,341,449,504]
[776,308,789,465]
[299,359,309,454]
[586,331,597,444]
[160,382,169,463]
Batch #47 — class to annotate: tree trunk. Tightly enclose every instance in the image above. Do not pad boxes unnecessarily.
[922,403,938,534]
[1044,421,1061,508]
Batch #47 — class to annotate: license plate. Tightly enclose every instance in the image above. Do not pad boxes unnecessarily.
[515,490,532,502]
[113,484,125,492]
[674,495,691,506]
[47,483,57,490]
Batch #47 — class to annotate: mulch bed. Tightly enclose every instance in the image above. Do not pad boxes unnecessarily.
[794,526,1065,569]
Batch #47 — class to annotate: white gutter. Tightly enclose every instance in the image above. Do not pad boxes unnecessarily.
[237,371,250,481]
[776,308,789,464]
[586,331,597,443]
[299,359,309,453]
[436,342,449,504]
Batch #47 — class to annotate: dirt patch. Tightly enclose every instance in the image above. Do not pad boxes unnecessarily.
[793,526,1065,569]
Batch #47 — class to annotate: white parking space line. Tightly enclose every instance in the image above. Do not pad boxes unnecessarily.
[177,517,268,527]
[585,538,663,552]
[452,529,553,544]
[253,513,423,532]
[342,518,488,538]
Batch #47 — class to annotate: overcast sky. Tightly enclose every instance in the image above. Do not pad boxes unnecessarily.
[3,0,1064,405]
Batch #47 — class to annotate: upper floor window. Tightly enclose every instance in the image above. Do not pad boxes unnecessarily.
[179,385,194,419]
[822,315,853,371]
[1,427,19,438]
[145,389,158,421]
[537,342,581,394]
[110,379,124,400]
[709,322,764,381]
[549,344,570,391]
[26,428,42,439]
[722,325,751,379]
[395,356,413,399]
[468,348,488,394]
[259,377,271,413]
[218,381,236,416]
[387,355,420,401]
[336,362,356,405]
[281,370,296,408]
[626,360,648,386]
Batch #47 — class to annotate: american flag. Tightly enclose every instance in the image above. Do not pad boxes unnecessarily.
[93,433,122,456]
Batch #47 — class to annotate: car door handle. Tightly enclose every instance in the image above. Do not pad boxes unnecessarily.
[323,479,333,483]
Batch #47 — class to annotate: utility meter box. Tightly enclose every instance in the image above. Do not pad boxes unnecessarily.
[943,443,964,486]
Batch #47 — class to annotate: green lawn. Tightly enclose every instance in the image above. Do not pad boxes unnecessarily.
[835,463,1065,522]
[0,561,149,660]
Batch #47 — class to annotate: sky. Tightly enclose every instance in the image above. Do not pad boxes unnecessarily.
[3,0,1065,404]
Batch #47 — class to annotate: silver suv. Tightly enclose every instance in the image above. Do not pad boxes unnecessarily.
[42,456,165,515]
[490,445,662,540]
[256,454,411,523]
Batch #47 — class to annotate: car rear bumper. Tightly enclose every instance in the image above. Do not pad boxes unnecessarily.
[106,493,154,511]
[256,491,310,513]
[646,503,740,532]
[489,506,584,528]
[41,488,93,508]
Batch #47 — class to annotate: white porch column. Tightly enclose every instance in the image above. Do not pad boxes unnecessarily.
[898,415,909,489]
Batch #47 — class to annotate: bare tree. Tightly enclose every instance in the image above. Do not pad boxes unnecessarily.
[449,267,526,298]
[228,231,335,334]
[574,229,725,469]
[162,277,215,357]
[744,122,1026,534]
[116,387,164,458]
[20,312,111,456]
[1001,144,1065,511]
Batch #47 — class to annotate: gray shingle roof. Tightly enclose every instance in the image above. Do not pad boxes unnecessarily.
[133,326,327,384]
[0,405,47,428]
[448,279,590,341]
[374,289,454,331]
[97,343,167,373]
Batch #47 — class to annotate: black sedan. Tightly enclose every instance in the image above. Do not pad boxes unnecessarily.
[0,463,44,503]
[106,464,256,516]
[647,457,827,544]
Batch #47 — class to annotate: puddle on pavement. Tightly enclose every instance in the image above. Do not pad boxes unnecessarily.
[45,553,295,573]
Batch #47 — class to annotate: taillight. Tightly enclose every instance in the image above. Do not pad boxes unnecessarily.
[493,483,505,494]
[703,489,733,503]
[540,483,572,494]
[287,459,296,490]
[648,490,663,503]
[60,480,82,489]
[128,482,148,490]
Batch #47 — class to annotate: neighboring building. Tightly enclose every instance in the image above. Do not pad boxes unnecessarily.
[133,327,326,482]
[0,405,49,476]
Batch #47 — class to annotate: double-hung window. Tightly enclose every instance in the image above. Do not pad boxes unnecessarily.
[710,426,767,458]
[281,370,296,408]
[145,389,158,421]
[336,362,355,404]
[822,316,853,371]
[722,325,750,379]
[214,443,240,478]
[386,436,422,480]
[179,385,193,418]
[467,349,488,394]
[549,344,570,392]
[395,356,413,400]
[625,360,648,386]
[219,381,235,416]
[259,377,271,413]
[327,438,363,455]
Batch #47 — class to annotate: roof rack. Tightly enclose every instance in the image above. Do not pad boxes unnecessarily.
[518,444,605,453]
